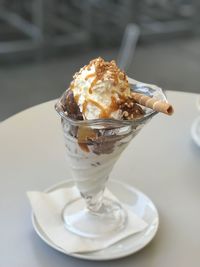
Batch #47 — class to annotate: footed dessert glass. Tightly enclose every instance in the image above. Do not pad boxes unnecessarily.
[55,81,166,238]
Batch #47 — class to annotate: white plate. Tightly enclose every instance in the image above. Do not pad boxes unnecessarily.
[191,116,200,147]
[32,179,159,261]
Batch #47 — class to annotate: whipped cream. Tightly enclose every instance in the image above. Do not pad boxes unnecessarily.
[70,58,131,120]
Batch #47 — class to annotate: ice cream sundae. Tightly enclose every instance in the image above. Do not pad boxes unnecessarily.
[55,57,173,238]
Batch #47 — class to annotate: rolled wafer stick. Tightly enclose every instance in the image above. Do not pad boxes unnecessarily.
[131,92,174,115]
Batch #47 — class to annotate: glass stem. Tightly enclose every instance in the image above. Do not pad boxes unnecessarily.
[81,188,105,213]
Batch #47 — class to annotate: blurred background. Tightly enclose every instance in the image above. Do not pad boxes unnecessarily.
[1,0,200,121]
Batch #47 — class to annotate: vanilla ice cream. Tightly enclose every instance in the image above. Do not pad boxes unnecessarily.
[69,57,137,120]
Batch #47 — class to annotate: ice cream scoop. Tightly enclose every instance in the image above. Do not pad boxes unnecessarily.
[67,57,144,120]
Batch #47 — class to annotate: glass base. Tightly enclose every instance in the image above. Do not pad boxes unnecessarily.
[62,197,127,238]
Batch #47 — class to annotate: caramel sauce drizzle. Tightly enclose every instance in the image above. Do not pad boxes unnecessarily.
[85,73,96,80]
[82,96,119,119]
[88,77,98,94]
[74,95,79,103]
[70,82,74,90]
[72,57,130,120]
[100,96,118,118]
[82,101,88,115]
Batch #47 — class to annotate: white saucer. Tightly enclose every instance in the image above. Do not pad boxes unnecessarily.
[191,116,200,147]
[32,179,159,261]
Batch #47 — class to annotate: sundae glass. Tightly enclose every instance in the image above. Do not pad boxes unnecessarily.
[55,58,172,238]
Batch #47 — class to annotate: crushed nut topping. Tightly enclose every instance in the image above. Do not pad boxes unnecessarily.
[74,57,130,91]
[119,96,145,120]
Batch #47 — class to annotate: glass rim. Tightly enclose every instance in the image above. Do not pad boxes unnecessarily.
[54,92,158,127]
[54,78,168,127]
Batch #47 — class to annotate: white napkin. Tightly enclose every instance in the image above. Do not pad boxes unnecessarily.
[27,186,147,254]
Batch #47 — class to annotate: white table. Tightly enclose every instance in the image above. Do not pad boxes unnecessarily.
[1,91,200,267]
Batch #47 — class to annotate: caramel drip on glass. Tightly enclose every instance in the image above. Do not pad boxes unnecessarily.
[78,143,90,153]
[77,126,96,153]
